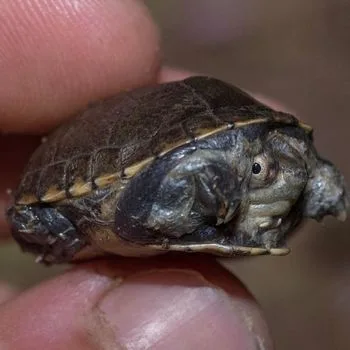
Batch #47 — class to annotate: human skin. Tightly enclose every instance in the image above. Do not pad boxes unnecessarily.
[0,1,273,349]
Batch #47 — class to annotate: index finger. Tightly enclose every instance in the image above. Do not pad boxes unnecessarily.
[0,0,160,134]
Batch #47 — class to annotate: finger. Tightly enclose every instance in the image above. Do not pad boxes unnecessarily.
[0,256,272,349]
[0,0,160,134]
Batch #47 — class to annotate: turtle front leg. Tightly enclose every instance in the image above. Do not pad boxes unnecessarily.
[7,205,87,264]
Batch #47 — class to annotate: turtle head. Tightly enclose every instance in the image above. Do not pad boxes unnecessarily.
[302,158,349,222]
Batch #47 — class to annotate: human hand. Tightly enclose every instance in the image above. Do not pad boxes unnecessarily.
[0,1,272,349]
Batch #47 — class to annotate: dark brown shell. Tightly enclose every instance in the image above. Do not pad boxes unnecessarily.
[15,76,312,205]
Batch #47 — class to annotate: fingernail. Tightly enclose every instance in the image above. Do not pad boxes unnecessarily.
[92,269,273,350]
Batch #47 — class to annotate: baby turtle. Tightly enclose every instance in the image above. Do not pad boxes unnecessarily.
[6,76,349,264]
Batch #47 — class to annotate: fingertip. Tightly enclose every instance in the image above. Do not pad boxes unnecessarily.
[0,257,272,349]
[0,0,161,133]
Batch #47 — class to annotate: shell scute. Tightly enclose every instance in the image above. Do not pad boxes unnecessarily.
[90,148,121,180]
[41,185,66,203]
[182,77,260,111]
[68,178,93,197]
[183,114,226,139]
[94,173,120,188]
[37,162,67,200]
[272,112,299,125]
[15,170,40,204]
[65,154,91,188]
[151,124,189,156]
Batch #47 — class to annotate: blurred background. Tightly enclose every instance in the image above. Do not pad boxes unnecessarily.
[1,1,349,349]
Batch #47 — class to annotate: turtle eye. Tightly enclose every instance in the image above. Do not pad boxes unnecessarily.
[250,154,272,187]
[252,163,262,174]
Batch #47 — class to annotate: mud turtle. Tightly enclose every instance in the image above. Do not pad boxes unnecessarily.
[6,76,348,264]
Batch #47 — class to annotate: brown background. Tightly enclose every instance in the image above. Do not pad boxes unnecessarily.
[1,1,349,349]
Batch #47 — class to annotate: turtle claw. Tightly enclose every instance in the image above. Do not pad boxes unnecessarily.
[8,205,87,264]
[268,247,290,256]
[258,217,283,229]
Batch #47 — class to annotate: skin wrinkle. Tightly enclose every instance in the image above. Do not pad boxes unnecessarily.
[255,335,267,350]
[239,307,270,350]
[86,309,126,350]
[85,277,125,350]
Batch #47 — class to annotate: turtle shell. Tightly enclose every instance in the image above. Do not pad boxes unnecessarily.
[15,76,312,206]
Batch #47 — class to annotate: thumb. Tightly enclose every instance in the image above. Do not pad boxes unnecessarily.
[0,257,273,350]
